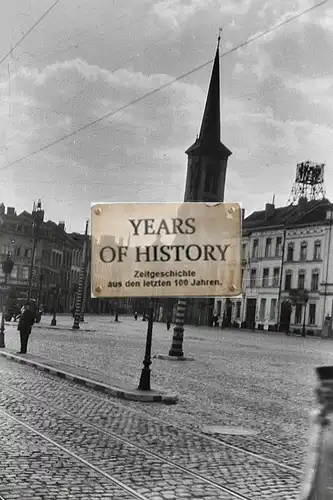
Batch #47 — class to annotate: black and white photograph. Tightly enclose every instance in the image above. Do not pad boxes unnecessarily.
[0,0,333,498]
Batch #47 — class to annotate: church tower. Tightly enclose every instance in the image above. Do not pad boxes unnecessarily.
[167,36,233,357]
[184,36,232,203]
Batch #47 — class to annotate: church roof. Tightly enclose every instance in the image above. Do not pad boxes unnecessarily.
[186,40,232,158]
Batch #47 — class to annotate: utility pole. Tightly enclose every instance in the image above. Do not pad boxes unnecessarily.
[72,220,89,330]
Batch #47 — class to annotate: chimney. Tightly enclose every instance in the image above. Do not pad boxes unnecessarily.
[58,221,65,231]
[265,203,275,219]
[6,207,16,215]
[298,196,308,212]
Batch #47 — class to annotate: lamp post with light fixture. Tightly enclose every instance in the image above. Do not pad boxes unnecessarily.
[0,253,14,348]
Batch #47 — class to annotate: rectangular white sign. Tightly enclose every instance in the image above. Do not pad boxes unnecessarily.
[91,202,241,298]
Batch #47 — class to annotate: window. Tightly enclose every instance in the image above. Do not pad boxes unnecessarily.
[262,268,269,287]
[241,269,244,286]
[10,265,17,279]
[300,241,307,261]
[24,248,32,258]
[273,268,280,287]
[259,298,266,320]
[311,271,319,292]
[275,237,283,257]
[1,244,9,255]
[309,304,316,325]
[21,266,29,280]
[270,299,277,320]
[241,243,246,259]
[286,243,294,262]
[250,269,256,288]
[298,272,305,290]
[236,301,241,318]
[16,247,20,257]
[314,241,321,261]
[285,271,292,291]
[265,238,272,257]
[295,303,302,324]
[204,164,218,194]
[252,239,259,259]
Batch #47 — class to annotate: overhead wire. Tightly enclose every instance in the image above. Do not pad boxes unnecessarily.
[0,0,61,67]
[0,0,330,173]
[0,7,180,149]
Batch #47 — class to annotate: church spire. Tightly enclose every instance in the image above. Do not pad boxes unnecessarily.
[198,31,222,145]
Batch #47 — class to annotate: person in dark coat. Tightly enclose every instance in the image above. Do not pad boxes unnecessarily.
[166,312,172,331]
[17,303,35,354]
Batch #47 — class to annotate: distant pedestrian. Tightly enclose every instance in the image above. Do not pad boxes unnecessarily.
[134,311,138,320]
[166,312,172,330]
[17,303,35,354]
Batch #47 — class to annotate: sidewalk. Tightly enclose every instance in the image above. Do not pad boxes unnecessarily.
[0,349,178,405]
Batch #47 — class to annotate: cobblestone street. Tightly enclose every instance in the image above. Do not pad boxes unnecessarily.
[1,314,332,499]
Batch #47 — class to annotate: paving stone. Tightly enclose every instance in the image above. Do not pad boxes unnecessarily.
[1,315,327,499]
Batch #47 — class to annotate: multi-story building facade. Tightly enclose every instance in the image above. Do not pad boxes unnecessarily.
[0,203,82,311]
[214,198,333,336]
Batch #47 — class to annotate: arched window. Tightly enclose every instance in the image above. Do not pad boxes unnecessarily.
[300,241,307,261]
[285,270,292,291]
[313,240,321,261]
[311,269,320,291]
[204,164,219,195]
[286,243,294,262]
[297,270,306,290]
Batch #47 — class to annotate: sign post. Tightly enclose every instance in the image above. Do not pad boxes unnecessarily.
[91,202,241,390]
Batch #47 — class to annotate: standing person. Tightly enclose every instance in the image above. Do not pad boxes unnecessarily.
[17,303,35,354]
[134,311,138,320]
[166,311,172,331]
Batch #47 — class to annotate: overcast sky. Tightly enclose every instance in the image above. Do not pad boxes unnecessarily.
[0,0,332,233]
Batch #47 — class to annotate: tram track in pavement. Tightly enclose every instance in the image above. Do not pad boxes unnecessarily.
[0,359,302,474]
[0,379,301,500]
[0,408,149,500]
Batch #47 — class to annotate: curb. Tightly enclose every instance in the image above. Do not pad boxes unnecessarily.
[155,354,195,362]
[33,325,96,333]
[0,351,178,405]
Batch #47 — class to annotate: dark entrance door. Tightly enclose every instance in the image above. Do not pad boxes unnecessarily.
[245,298,256,329]
[279,301,292,333]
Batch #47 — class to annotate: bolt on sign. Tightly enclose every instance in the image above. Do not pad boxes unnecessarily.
[91,202,242,298]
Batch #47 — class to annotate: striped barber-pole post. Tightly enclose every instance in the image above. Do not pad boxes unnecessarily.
[79,260,90,323]
[73,220,89,330]
[168,298,186,357]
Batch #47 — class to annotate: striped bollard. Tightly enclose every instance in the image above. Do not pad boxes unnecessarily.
[168,298,186,357]
[72,273,84,330]
[79,262,90,323]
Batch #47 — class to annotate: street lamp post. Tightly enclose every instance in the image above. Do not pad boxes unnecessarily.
[302,293,309,338]
[0,253,14,348]
[37,269,45,310]
[138,298,155,391]
[50,285,60,326]
[27,200,43,303]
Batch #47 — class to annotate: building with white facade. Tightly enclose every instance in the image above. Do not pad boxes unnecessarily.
[214,197,333,336]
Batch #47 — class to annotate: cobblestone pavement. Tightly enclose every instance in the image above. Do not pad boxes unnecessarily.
[3,314,333,495]
[0,356,299,500]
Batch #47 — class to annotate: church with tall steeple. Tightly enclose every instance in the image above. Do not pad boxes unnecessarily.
[181,36,233,325]
[184,36,232,205]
